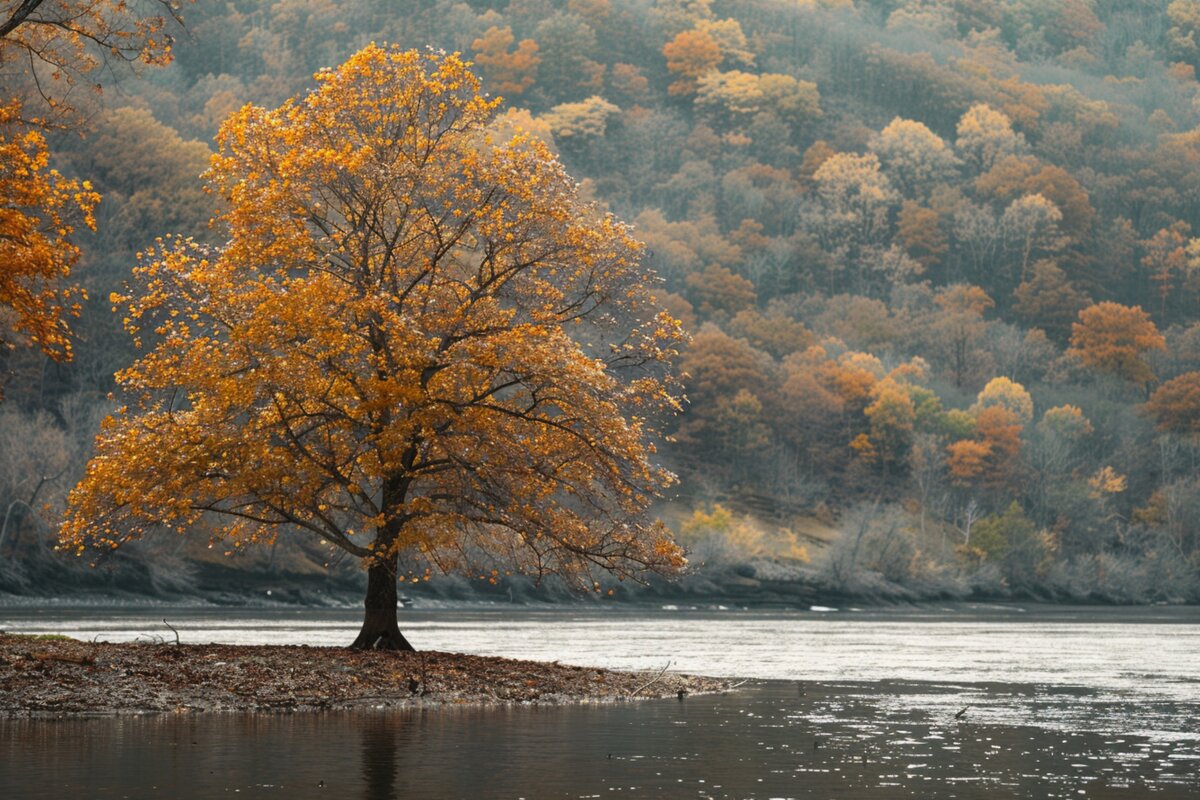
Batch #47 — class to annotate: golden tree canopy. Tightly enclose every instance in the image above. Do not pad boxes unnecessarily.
[662,28,721,96]
[0,0,185,373]
[971,376,1034,425]
[0,100,98,365]
[61,46,686,590]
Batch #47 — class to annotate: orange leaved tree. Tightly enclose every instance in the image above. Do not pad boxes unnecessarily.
[1067,302,1165,386]
[60,46,686,650]
[0,101,98,367]
[1,1,183,376]
[0,1,181,84]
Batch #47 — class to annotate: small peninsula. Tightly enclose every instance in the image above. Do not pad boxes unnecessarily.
[0,634,730,716]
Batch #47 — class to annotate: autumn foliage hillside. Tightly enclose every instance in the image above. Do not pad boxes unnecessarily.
[6,0,1200,603]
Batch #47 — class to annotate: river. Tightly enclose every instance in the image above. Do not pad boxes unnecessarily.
[1,603,1197,798]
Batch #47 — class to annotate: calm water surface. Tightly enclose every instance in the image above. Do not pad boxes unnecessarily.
[1,604,1197,798]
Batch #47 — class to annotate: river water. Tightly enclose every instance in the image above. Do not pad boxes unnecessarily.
[1,603,1198,798]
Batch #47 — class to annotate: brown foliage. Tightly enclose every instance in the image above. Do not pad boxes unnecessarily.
[975,155,1095,238]
[1145,371,1200,433]
[1012,260,1091,342]
[680,324,775,414]
[472,26,541,96]
[727,307,813,359]
[662,28,721,96]
[684,263,756,320]
[1141,222,1190,317]
[897,201,947,268]
[947,405,1023,490]
[1068,302,1166,384]
[948,438,993,484]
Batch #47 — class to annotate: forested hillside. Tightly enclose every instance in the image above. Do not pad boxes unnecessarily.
[6,0,1200,603]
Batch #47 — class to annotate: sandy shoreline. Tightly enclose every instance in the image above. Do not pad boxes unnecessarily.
[0,634,732,716]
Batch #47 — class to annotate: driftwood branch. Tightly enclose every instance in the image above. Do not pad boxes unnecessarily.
[629,660,672,698]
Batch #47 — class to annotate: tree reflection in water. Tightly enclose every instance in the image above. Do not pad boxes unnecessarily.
[359,713,403,800]
[2,684,1199,799]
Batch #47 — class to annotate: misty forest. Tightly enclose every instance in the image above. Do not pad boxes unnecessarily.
[8,0,1200,608]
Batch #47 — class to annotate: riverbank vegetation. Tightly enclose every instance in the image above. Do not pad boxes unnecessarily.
[5,0,1200,605]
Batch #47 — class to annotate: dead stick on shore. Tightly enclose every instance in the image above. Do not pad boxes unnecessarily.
[162,619,180,646]
[629,660,672,698]
[30,651,95,666]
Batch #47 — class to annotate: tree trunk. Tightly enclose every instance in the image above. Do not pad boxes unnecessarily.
[350,556,415,651]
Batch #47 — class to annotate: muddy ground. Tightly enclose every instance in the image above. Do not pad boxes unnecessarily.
[0,634,732,716]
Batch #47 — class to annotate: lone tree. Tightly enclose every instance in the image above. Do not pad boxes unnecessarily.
[60,46,686,650]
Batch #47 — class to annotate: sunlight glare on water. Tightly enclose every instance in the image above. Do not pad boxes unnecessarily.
[2,605,1197,697]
